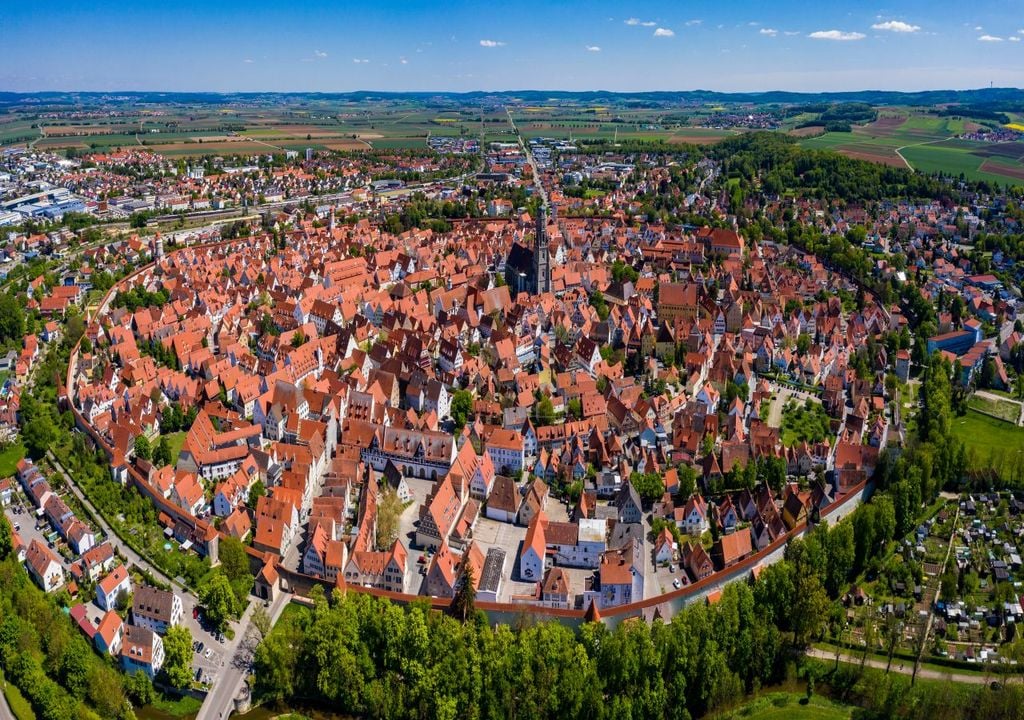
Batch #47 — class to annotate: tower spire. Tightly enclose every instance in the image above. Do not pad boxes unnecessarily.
[534,203,551,295]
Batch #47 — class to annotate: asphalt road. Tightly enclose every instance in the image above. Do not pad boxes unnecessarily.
[195,590,292,720]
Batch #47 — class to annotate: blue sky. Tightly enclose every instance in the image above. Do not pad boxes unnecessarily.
[2,1,1023,92]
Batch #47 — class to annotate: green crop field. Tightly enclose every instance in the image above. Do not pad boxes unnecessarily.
[798,112,1024,183]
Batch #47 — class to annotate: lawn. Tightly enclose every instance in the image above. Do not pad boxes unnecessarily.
[724,692,852,719]
[951,409,1024,475]
[0,440,26,477]
[162,431,187,464]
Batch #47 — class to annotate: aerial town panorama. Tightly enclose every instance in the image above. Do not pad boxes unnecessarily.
[2,3,1024,720]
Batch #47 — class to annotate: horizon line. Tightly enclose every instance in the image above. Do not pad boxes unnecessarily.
[2,86,1023,96]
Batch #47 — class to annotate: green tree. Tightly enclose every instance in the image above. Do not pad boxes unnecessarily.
[675,464,698,501]
[450,389,474,430]
[629,472,665,505]
[133,434,152,461]
[452,564,477,622]
[247,479,266,510]
[21,416,57,459]
[536,396,555,425]
[567,398,583,420]
[162,625,194,690]
[124,668,156,705]
[375,487,404,551]
[219,536,254,604]
[0,515,11,560]
[0,293,25,346]
[824,520,855,597]
[152,435,173,466]
[200,570,238,631]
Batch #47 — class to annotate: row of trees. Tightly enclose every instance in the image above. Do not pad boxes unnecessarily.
[254,579,783,720]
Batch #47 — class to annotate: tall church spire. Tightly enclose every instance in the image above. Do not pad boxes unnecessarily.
[534,204,551,294]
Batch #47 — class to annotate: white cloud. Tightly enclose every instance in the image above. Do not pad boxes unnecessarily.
[759,28,778,37]
[352,58,370,63]
[479,39,505,47]
[1010,36,1020,42]
[974,25,984,31]
[585,45,601,52]
[783,30,801,36]
[871,20,921,33]
[685,19,702,26]
[653,27,675,37]
[978,34,1003,42]
[314,50,328,58]
[400,57,409,64]
[243,58,254,64]
[747,21,761,26]
[625,18,656,27]
[809,30,866,41]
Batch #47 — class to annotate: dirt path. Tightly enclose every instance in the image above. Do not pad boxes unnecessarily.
[806,647,990,684]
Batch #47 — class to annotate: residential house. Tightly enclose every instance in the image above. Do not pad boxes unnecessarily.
[96,564,132,611]
[121,625,165,679]
[132,585,184,634]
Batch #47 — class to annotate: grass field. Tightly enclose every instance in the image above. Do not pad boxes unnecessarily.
[723,692,853,719]
[968,394,1021,423]
[0,441,26,477]
[951,409,1024,475]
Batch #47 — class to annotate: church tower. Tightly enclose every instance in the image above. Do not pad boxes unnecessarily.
[534,204,551,294]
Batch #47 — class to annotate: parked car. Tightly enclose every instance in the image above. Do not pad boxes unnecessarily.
[672,578,682,589]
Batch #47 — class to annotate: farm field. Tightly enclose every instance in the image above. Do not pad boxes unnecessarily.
[799,113,1024,183]
[3,100,1022,180]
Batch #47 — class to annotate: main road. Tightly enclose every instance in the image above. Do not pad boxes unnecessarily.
[195,589,292,720]
[505,107,548,207]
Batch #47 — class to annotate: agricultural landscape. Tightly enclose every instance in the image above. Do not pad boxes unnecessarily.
[2,91,1022,185]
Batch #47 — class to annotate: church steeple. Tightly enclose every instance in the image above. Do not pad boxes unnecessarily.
[534,204,551,294]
